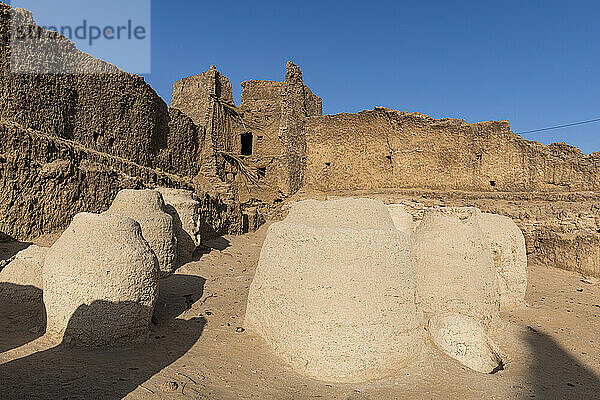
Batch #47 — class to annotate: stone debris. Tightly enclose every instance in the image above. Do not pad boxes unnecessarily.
[387,204,416,235]
[43,212,159,346]
[479,212,527,309]
[413,207,501,328]
[427,313,503,374]
[157,187,202,263]
[106,189,177,278]
[245,198,423,383]
[0,245,48,302]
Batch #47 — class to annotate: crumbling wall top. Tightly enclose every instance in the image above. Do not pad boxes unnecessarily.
[171,66,235,127]
[240,80,283,105]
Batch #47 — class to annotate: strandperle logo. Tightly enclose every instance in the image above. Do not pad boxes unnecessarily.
[10,0,151,74]
[13,20,148,46]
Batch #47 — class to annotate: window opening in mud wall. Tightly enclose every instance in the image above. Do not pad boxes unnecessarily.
[241,132,253,155]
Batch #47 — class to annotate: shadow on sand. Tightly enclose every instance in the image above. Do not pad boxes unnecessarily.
[0,283,45,353]
[0,274,206,399]
[521,330,600,399]
[0,241,31,265]
[201,236,231,252]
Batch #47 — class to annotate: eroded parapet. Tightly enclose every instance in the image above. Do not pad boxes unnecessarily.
[303,108,600,193]
[171,65,235,128]
[241,80,283,107]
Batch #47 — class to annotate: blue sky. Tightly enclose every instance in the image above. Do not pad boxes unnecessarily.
[9,0,600,153]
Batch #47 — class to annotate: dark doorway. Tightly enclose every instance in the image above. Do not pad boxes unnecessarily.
[241,132,253,155]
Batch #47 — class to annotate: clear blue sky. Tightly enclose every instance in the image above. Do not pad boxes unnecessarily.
[144,0,600,154]
[8,0,600,153]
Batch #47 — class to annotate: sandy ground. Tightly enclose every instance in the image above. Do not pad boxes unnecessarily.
[0,224,599,400]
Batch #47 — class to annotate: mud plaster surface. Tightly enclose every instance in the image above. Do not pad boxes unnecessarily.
[0,225,599,399]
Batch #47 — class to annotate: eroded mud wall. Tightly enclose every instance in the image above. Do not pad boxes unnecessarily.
[0,121,240,241]
[0,3,203,177]
[303,109,600,192]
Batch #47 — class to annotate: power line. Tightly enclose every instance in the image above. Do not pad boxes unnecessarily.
[516,117,600,135]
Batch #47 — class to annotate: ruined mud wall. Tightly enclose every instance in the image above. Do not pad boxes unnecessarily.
[302,84,323,118]
[170,65,323,203]
[241,80,282,105]
[153,107,202,177]
[0,120,182,240]
[0,121,240,241]
[171,66,238,180]
[171,66,235,128]
[238,78,322,157]
[0,3,203,178]
[231,81,285,202]
[232,66,323,201]
[279,62,323,196]
[303,109,600,193]
[300,107,600,278]
[239,80,283,158]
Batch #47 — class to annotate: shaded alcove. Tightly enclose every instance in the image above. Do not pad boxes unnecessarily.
[241,132,253,155]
